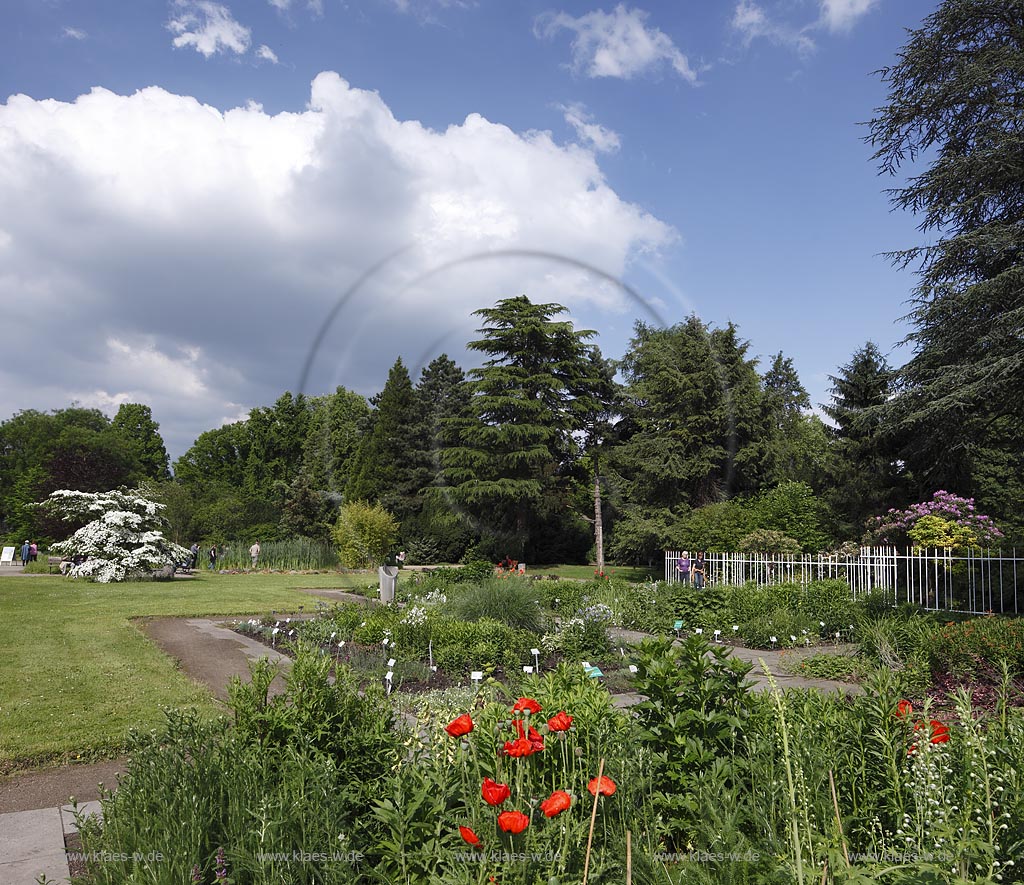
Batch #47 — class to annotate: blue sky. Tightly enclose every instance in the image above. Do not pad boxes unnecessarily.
[0,0,938,457]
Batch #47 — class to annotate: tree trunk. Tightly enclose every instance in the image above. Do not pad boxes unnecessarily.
[594,468,604,574]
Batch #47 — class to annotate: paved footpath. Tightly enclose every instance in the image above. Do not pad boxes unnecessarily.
[0,614,859,883]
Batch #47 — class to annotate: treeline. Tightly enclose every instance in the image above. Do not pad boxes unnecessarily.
[2,297,1019,563]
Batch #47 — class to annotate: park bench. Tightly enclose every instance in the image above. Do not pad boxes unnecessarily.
[48,556,64,574]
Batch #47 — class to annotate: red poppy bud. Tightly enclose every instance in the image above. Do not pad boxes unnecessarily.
[445,714,474,738]
[547,711,573,732]
[481,777,510,806]
[459,826,481,846]
[588,775,616,797]
[895,700,913,719]
[497,810,530,834]
[540,790,571,817]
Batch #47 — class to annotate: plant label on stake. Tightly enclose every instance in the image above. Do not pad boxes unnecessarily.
[387,658,396,668]
[470,671,483,685]
[385,671,393,695]
[531,648,540,671]
[523,665,533,674]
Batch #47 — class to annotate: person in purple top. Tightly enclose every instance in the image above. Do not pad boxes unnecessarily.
[675,550,691,586]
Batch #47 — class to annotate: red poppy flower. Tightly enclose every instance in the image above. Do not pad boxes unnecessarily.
[928,720,950,744]
[547,711,573,732]
[588,776,617,797]
[497,810,530,834]
[540,790,572,817]
[527,726,544,752]
[481,777,510,806]
[512,697,542,714]
[895,700,913,719]
[445,714,474,738]
[459,826,481,846]
[503,738,535,758]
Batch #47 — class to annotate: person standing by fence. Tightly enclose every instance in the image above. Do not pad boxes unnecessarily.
[692,552,707,590]
[676,550,691,585]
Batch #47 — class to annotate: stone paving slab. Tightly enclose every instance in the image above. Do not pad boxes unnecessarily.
[0,807,68,884]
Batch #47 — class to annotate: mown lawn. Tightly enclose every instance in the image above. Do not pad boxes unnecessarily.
[0,571,370,771]
[525,563,660,582]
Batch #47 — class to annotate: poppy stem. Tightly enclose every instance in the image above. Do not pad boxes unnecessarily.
[828,769,850,867]
[625,829,632,885]
[582,757,604,885]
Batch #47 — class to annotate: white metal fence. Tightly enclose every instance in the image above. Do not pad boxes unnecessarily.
[664,547,1024,615]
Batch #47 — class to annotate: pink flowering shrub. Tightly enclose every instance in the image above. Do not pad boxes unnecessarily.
[864,490,1003,548]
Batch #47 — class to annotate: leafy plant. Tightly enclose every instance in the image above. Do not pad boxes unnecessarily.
[630,635,754,850]
[333,500,399,569]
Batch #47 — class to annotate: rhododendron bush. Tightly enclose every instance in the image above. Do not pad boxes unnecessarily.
[43,489,191,582]
[865,490,1004,548]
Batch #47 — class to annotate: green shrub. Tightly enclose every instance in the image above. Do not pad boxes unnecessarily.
[443,576,546,632]
[542,602,613,660]
[922,616,1024,680]
[333,501,399,569]
[738,529,801,555]
[799,579,856,633]
[740,608,818,648]
[429,617,534,673]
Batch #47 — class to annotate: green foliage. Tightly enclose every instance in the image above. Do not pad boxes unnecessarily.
[111,403,170,480]
[752,481,829,551]
[0,406,157,542]
[332,500,399,569]
[346,358,424,514]
[738,529,801,555]
[214,538,339,570]
[784,652,872,682]
[907,514,978,549]
[609,317,772,563]
[821,341,906,541]
[676,499,754,552]
[869,0,1024,518]
[542,600,613,660]
[738,609,818,649]
[922,617,1024,681]
[443,575,546,632]
[443,295,600,560]
[630,635,754,850]
[428,616,535,673]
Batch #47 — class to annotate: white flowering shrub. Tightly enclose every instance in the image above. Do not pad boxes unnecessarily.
[43,489,191,583]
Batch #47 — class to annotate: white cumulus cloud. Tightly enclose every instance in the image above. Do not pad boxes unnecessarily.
[731,1,816,56]
[561,103,621,153]
[167,1,251,57]
[0,73,674,457]
[819,0,880,32]
[536,4,697,82]
[256,44,280,63]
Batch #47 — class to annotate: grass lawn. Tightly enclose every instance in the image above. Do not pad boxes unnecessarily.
[525,563,660,582]
[0,571,371,772]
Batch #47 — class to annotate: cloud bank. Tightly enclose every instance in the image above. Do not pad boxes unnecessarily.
[0,74,674,457]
